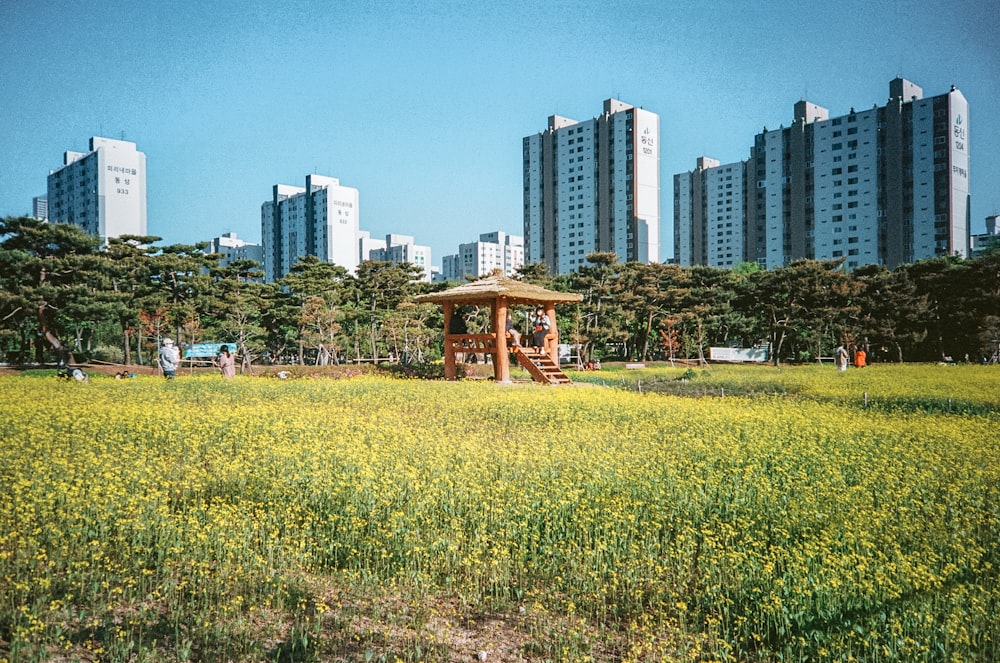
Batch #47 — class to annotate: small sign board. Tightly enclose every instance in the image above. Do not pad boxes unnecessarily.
[185,343,226,358]
[709,346,768,363]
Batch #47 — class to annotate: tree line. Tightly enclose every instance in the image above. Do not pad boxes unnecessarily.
[2,216,998,368]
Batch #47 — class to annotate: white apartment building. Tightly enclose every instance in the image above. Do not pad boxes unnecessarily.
[970,215,1000,257]
[358,230,385,264]
[440,230,524,281]
[47,136,147,242]
[205,232,264,269]
[32,196,48,220]
[367,233,433,282]
[674,157,748,268]
[523,99,660,274]
[261,174,359,282]
[674,79,970,271]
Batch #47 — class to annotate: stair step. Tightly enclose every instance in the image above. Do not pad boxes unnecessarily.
[513,346,572,385]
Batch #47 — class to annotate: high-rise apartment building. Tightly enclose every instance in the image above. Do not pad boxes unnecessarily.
[46,137,147,242]
[970,215,1000,257]
[32,195,48,220]
[673,157,751,269]
[674,79,969,270]
[205,232,264,269]
[439,230,524,281]
[523,99,660,274]
[367,233,433,282]
[261,174,359,282]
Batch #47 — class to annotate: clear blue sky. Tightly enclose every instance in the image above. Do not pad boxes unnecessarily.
[2,0,998,264]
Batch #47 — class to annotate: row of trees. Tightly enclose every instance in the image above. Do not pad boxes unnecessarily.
[0,217,436,369]
[2,216,998,368]
[551,251,1000,365]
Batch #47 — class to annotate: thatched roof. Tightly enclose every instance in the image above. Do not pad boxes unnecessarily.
[414,271,582,306]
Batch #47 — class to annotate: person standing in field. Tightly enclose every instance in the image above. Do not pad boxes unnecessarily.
[835,344,849,372]
[854,347,867,368]
[159,338,180,379]
[217,344,236,379]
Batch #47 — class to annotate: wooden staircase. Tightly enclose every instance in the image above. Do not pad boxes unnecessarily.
[513,347,572,385]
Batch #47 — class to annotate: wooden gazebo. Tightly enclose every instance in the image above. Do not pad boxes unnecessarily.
[414,272,583,384]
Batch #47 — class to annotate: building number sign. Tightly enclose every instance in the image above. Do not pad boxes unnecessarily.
[107,164,138,196]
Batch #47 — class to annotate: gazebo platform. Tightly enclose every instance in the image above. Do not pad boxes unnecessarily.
[414,271,583,384]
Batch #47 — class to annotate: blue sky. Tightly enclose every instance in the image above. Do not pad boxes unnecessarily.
[2,0,998,264]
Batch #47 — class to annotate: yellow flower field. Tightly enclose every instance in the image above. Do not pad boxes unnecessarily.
[1,366,997,661]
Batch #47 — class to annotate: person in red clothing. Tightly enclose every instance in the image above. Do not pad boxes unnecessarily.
[854,348,867,368]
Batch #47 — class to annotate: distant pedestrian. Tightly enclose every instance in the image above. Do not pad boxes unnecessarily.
[854,348,867,368]
[159,338,180,379]
[835,344,849,372]
[217,344,236,379]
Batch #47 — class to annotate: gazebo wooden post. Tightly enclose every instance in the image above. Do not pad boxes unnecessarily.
[495,296,510,383]
[546,302,559,365]
[443,302,456,380]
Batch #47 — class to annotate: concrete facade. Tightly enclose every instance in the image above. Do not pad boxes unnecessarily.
[32,195,48,220]
[205,232,263,269]
[368,233,433,282]
[674,157,749,268]
[524,99,660,274]
[970,215,1000,257]
[439,231,525,281]
[261,174,359,282]
[47,136,147,242]
[674,79,970,270]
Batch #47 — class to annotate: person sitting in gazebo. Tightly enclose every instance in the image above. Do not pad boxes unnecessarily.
[531,306,550,353]
[505,312,521,348]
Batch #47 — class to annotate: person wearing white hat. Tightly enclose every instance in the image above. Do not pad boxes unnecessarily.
[159,338,180,379]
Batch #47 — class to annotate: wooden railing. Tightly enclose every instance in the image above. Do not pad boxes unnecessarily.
[444,333,499,353]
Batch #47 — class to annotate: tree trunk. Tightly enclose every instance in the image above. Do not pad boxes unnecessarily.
[697,320,707,366]
[771,328,786,367]
[640,312,653,362]
[239,341,254,375]
[37,300,73,365]
[18,324,28,365]
[123,327,132,365]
